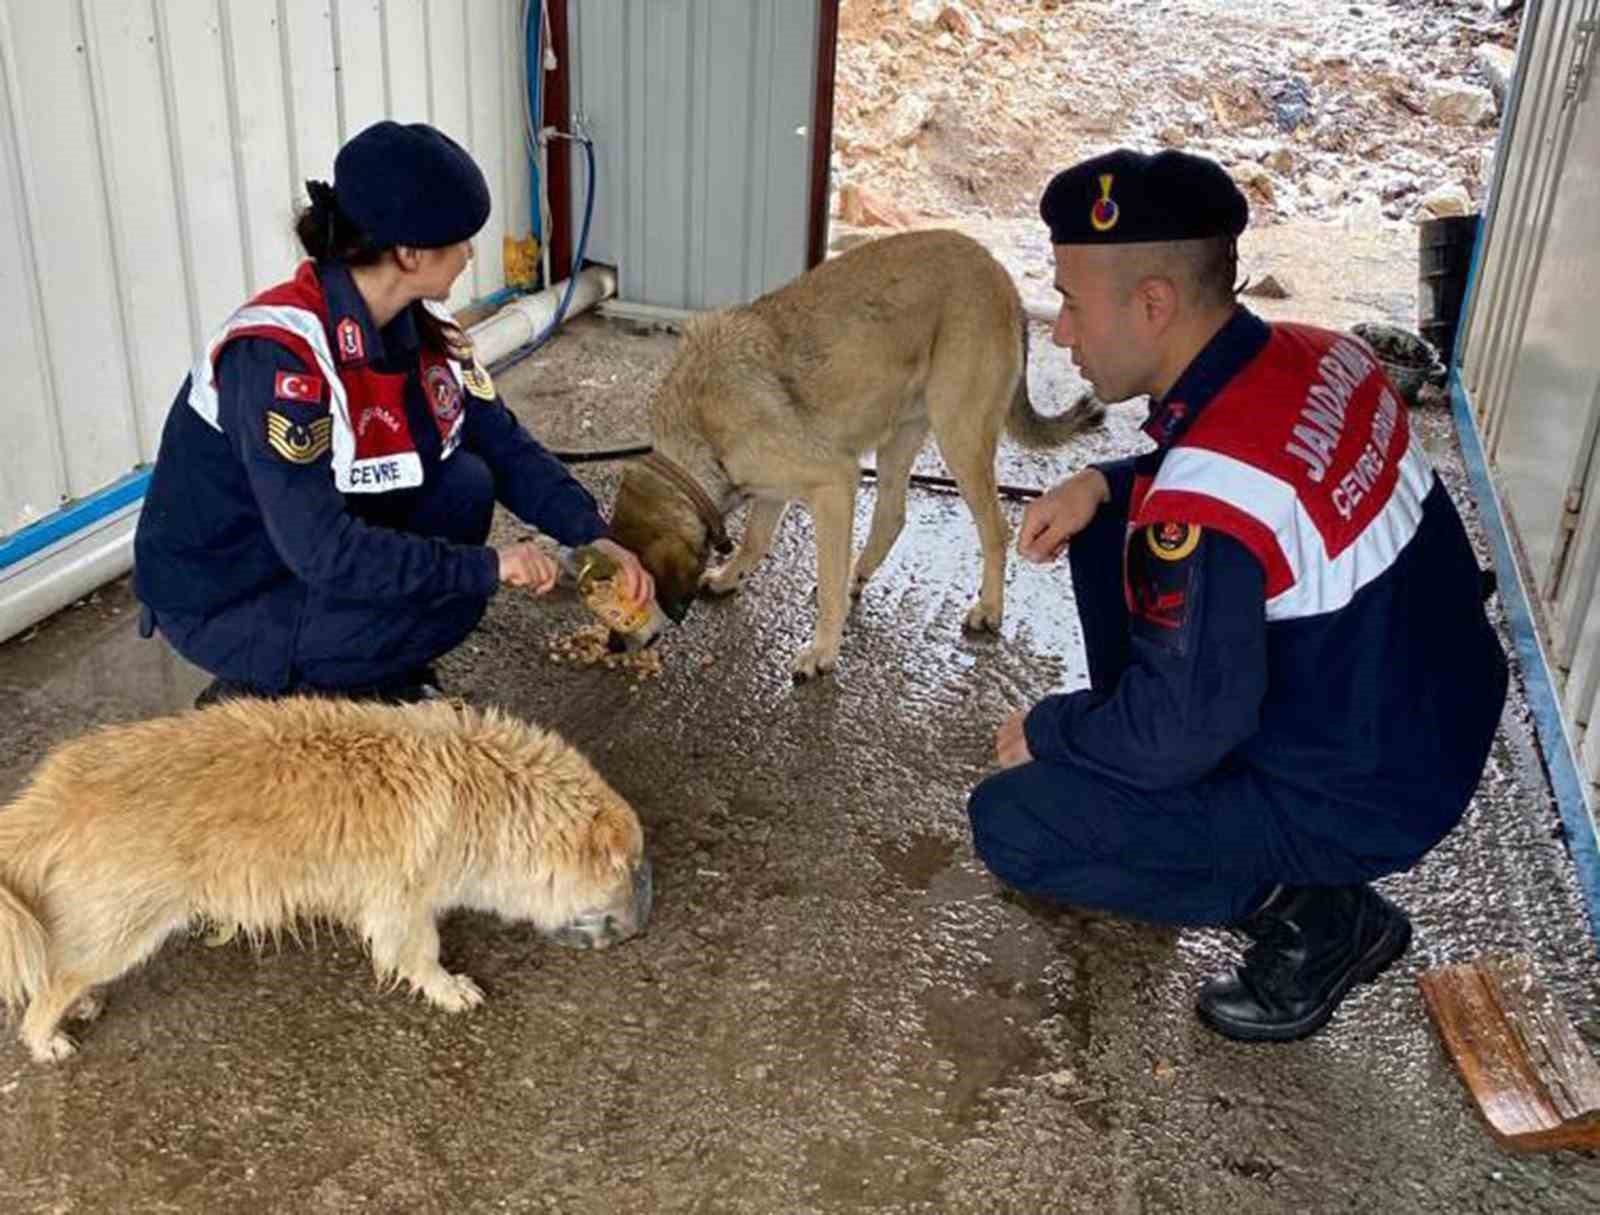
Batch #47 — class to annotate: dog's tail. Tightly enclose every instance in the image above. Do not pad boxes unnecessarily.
[1005,317,1106,449]
[0,876,48,1012]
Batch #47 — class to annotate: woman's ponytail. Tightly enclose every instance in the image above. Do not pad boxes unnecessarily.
[294,180,381,265]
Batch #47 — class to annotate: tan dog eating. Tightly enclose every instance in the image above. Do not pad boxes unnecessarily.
[607,229,1102,679]
[0,697,651,1063]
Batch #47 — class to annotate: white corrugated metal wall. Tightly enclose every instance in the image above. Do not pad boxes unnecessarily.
[0,0,530,642]
[567,0,821,311]
[1459,0,1600,778]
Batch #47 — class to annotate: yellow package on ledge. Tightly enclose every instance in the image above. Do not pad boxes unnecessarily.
[503,234,541,290]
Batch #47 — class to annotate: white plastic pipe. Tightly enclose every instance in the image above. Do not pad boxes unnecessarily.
[468,265,618,366]
[0,508,139,645]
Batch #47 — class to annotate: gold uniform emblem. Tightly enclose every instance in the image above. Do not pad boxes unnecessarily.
[461,359,496,401]
[1146,521,1201,561]
[266,410,332,464]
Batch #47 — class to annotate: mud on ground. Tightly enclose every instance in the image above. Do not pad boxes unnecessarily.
[2,301,1598,1211]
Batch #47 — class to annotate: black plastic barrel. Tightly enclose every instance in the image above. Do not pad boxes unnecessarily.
[1418,214,1480,363]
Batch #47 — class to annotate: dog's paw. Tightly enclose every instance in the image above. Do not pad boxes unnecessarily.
[67,992,104,1023]
[791,645,838,682]
[421,971,485,1014]
[29,1032,77,1064]
[700,564,745,597]
[962,601,1003,634]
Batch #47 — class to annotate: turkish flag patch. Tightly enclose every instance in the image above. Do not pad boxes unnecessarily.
[274,370,324,403]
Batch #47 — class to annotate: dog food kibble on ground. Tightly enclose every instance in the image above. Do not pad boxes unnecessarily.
[548,624,665,679]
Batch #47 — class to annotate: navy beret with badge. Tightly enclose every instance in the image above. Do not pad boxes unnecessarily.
[332,120,491,248]
[1039,149,1248,246]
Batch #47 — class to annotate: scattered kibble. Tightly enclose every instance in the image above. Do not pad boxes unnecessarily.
[546,623,666,680]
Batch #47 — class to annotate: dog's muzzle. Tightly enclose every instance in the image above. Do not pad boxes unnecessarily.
[543,857,654,951]
[606,614,668,654]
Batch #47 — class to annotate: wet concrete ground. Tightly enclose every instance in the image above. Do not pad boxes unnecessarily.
[4,227,1600,1212]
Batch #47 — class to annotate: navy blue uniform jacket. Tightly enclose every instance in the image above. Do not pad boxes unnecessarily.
[134,262,606,620]
[1025,309,1507,862]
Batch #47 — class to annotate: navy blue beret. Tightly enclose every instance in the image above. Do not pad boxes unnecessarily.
[333,121,491,248]
[1040,149,1248,245]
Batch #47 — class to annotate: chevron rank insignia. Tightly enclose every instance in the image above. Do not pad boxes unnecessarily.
[265,409,332,464]
[461,359,496,401]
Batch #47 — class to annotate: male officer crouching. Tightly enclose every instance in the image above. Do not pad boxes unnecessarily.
[968,149,1508,1042]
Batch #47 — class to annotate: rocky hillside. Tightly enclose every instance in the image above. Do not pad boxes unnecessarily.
[831,0,1521,233]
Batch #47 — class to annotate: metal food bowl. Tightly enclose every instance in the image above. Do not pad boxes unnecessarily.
[1350,322,1443,402]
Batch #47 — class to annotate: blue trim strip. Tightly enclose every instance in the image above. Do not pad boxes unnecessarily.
[1451,374,1600,954]
[1,274,532,577]
[0,468,150,574]
[476,286,524,309]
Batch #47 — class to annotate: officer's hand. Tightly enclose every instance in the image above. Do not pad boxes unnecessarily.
[589,538,656,607]
[1018,468,1111,563]
[995,709,1033,769]
[496,540,560,595]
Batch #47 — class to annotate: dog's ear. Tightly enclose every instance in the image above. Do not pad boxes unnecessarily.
[607,472,707,620]
[582,795,644,879]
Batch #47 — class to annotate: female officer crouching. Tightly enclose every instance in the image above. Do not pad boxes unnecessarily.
[133,120,651,705]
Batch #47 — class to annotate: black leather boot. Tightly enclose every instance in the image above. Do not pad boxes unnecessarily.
[370,667,445,704]
[193,677,265,709]
[1196,884,1412,1043]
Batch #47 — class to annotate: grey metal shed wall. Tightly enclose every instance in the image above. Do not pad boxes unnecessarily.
[0,0,529,644]
[1459,0,1600,778]
[566,0,821,310]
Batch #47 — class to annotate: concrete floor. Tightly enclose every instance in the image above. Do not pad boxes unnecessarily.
[4,228,1600,1212]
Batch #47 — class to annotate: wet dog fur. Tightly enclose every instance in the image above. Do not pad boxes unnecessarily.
[0,696,648,1062]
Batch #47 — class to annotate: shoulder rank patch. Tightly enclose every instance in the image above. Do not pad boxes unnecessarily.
[1146,520,1201,562]
[460,359,496,401]
[335,316,365,364]
[266,409,332,464]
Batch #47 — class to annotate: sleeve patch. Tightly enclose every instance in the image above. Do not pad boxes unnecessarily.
[461,359,497,401]
[1147,520,1201,561]
[1129,523,1201,655]
[265,410,332,464]
[273,370,324,403]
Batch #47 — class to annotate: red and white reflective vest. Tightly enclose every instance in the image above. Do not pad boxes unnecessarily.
[1129,324,1434,623]
[185,260,468,494]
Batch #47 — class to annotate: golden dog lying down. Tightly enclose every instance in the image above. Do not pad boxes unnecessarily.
[0,696,651,1063]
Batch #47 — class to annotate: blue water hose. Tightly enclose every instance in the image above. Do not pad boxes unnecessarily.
[489,132,598,372]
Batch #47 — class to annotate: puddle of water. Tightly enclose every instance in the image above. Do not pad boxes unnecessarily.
[872,832,959,891]
[920,983,1047,1122]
